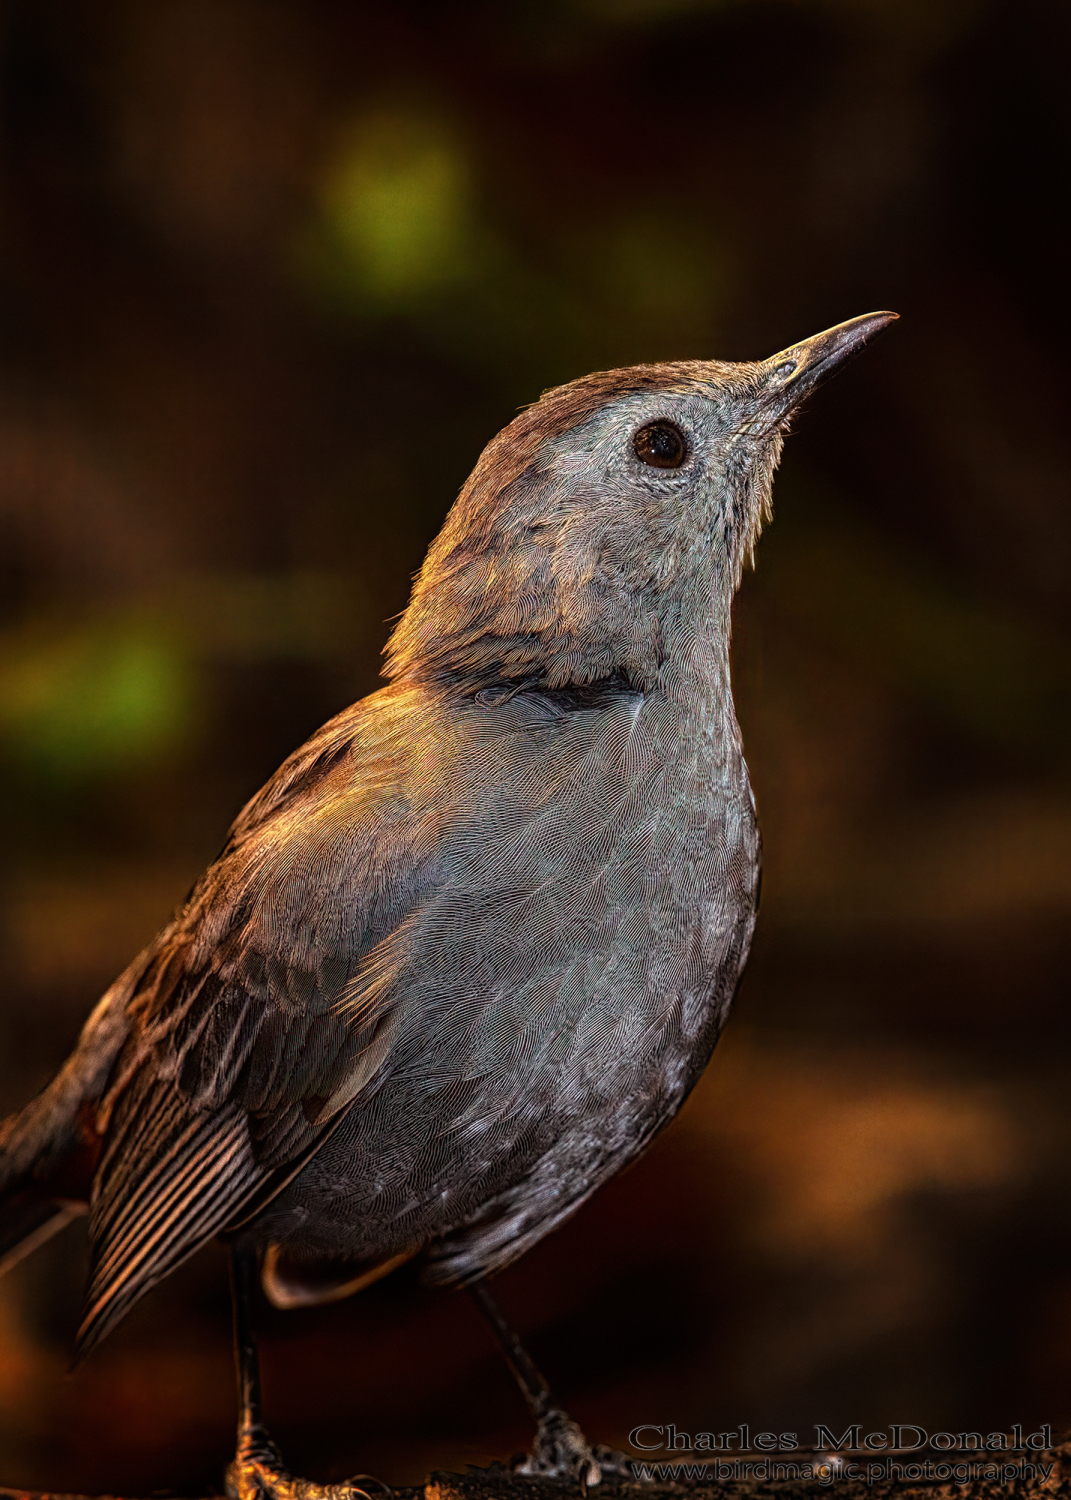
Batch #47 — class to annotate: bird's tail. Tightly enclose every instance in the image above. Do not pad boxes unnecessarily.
[0,945,155,1279]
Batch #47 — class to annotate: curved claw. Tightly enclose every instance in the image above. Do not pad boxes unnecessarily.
[225,1429,374,1500]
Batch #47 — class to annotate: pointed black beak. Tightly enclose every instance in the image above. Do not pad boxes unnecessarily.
[761,310,898,417]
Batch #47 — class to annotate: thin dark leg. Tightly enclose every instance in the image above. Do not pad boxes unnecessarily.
[469,1277,553,1422]
[469,1279,635,1486]
[226,1246,373,1500]
[228,1245,290,1497]
[231,1245,274,1460]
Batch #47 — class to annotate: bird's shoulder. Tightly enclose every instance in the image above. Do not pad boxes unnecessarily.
[109,680,646,1104]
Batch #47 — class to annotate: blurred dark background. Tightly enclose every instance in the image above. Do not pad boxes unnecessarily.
[0,0,1069,1491]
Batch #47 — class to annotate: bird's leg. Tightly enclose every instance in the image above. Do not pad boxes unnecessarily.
[469,1280,635,1485]
[227,1243,287,1497]
[225,1246,371,1500]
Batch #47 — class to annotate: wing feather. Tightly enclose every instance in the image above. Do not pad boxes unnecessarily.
[78,1086,261,1354]
[78,689,431,1344]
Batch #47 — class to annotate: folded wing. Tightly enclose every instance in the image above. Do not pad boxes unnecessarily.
[76,686,437,1354]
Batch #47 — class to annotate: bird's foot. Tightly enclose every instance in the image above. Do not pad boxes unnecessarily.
[513,1407,610,1486]
[226,1423,376,1500]
[588,1444,649,1483]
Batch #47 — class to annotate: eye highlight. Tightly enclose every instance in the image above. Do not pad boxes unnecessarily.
[634,421,688,469]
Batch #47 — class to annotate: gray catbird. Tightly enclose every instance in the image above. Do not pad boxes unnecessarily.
[0,312,894,1497]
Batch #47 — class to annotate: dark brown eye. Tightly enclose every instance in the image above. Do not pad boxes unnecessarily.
[633,421,687,469]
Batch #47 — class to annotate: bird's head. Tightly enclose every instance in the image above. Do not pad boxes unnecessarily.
[386,312,896,697]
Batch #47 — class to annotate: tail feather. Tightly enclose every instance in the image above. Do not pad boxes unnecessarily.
[0,1195,86,1279]
[0,942,156,1279]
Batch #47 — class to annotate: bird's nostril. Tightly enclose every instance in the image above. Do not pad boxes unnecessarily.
[773,361,797,379]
